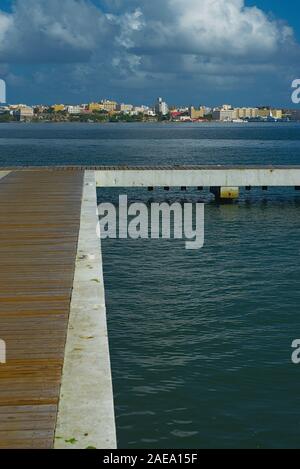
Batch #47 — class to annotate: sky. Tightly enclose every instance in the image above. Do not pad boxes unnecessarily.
[0,0,300,107]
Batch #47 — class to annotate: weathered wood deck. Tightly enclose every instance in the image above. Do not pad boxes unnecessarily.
[0,170,84,448]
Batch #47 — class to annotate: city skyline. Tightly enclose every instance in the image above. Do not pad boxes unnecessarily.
[0,95,295,110]
[2,97,295,123]
[0,1,300,106]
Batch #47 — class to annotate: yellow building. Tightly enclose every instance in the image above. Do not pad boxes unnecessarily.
[99,100,117,113]
[190,106,206,119]
[257,108,270,118]
[14,106,34,121]
[235,107,258,119]
[52,104,65,112]
[272,109,283,119]
[88,102,102,112]
[257,108,282,119]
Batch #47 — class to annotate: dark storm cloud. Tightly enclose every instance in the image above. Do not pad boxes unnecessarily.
[0,0,299,105]
[0,0,115,63]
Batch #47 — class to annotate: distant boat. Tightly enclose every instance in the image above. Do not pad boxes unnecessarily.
[232,119,248,123]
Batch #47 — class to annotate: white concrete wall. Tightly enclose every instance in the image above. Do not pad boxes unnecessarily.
[0,171,10,180]
[55,171,116,450]
[95,168,300,187]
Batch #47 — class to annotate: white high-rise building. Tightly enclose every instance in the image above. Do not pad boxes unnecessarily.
[155,97,169,116]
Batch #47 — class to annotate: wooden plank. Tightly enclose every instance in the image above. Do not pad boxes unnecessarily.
[0,170,83,449]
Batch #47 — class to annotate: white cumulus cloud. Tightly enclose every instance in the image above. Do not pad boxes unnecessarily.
[126,0,295,60]
[0,0,111,62]
[0,0,298,104]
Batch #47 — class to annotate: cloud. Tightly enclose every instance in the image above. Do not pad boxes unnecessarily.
[0,0,299,104]
[125,0,296,62]
[171,0,292,57]
[0,0,296,63]
[116,0,299,102]
[0,11,13,44]
[0,0,113,63]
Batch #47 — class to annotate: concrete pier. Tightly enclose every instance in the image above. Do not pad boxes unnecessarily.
[94,166,300,188]
[55,171,116,449]
[1,165,300,189]
[1,164,300,448]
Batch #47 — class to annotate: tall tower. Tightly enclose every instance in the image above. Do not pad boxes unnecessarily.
[155,97,169,116]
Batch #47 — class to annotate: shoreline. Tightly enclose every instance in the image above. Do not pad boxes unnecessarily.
[0,120,298,125]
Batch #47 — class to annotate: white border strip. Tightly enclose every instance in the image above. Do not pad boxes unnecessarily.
[95,168,300,187]
[0,171,10,180]
[55,170,116,449]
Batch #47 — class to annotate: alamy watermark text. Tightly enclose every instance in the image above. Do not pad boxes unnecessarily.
[97,195,205,250]
[291,79,300,104]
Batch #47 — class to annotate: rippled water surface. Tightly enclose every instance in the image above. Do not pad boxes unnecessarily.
[1,121,300,166]
[101,189,300,449]
[2,122,300,448]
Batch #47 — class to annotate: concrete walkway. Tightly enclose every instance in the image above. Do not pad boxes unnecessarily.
[54,171,116,449]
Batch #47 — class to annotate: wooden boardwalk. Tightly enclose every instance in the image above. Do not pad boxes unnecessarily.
[0,170,84,448]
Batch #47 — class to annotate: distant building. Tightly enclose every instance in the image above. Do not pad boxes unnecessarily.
[178,107,189,113]
[52,104,65,112]
[145,108,156,117]
[257,107,283,119]
[130,106,146,115]
[212,106,282,121]
[155,97,169,116]
[257,107,271,118]
[13,106,34,121]
[212,105,237,121]
[99,100,118,113]
[0,106,10,114]
[88,102,102,112]
[170,111,182,120]
[66,105,82,115]
[235,107,258,119]
[117,103,133,113]
[189,106,206,120]
[271,109,283,119]
[222,104,233,111]
[34,105,50,114]
[9,104,27,110]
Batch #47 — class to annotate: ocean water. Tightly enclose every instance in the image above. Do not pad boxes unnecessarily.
[2,122,300,448]
[2,121,300,166]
